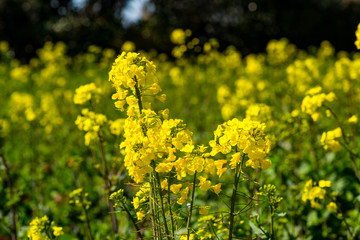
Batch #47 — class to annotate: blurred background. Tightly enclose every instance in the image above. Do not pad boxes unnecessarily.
[1,0,360,60]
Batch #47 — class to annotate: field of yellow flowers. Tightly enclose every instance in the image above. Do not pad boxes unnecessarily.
[1,28,360,239]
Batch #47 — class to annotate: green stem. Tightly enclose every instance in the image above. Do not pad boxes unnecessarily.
[121,202,143,239]
[229,153,245,240]
[81,200,94,240]
[149,174,158,239]
[134,76,143,114]
[270,204,274,240]
[323,105,349,145]
[152,161,171,240]
[187,172,197,240]
[0,153,17,240]
[332,198,354,238]
[98,134,118,234]
[167,173,175,239]
[323,105,360,182]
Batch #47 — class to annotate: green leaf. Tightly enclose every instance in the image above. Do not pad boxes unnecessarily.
[249,220,268,239]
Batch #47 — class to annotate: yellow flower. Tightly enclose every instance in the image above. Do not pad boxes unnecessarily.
[132,197,140,209]
[211,183,222,195]
[75,109,107,146]
[355,23,360,49]
[210,118,271,170]
[170,184,182,194]
[161,179,168,189]
[214,160,228,177]
[198,176,211,191]
[170,29,186,45]
[348,115,358,123]
[321,128,342,152]
[136,211,145,221]
[318,180,331,188]
[301,87,336,121]
[52,226,64,237]
[73,83,102,105]
[326,202,337,212]
[109,52,159,115]
[199,206,211,215]
[121,41,136,52]
[302,179,330,209]
[177,187,189,205]
[109,118,125,135]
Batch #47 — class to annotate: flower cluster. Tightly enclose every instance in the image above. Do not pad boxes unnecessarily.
[0,119,9,137]
[120,108,196,183]
[245,103,272,123]
[109,118,125,136]
[75,109,107,146]
[73,83,102,105]
[302,179,331,209]
[209,118,271,170]
[69,188,91,209]
[258,184,283,211]
[320,127,342,152]
[355,23,360,49]
[109,52,165,115]
[301,86,336,121]
[195,215,227,239]
[27,215,63,239]
[131,183,150,220]
[10,92,36,122]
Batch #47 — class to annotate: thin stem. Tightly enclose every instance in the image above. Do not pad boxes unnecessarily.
[149,173,158,239]
[323,105,349,145]
[323,106,360,182]
[350,155,360,183]
[134,76,143,114]
[340,212,354,238]
[167,173,175,239]
[270,204,274,240]
[81,200,93,240]
[152,161,171,240]
[121,202,143,239]
[98,134,118,235]
[187,172,197,240]
[229,153,245,240]
[339,141,360,159]
[45,227,53,240]
[0,154,17,240]
[333,198,354,238]
[255,218,270,239]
